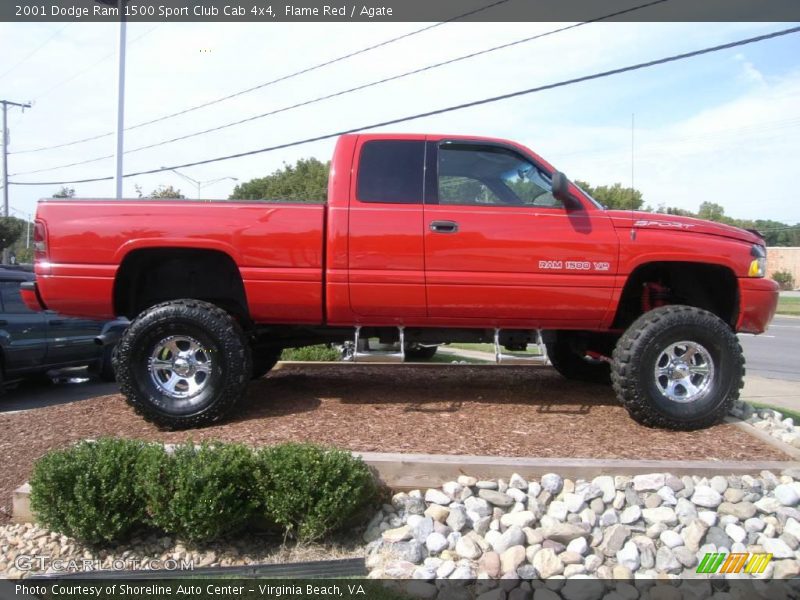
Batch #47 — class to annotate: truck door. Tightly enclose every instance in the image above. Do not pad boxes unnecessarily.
[423,140,618,325]
[347,137,427,318]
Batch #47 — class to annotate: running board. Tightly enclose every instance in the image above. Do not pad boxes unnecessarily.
[345,326,406,363]
[494,328,549,365]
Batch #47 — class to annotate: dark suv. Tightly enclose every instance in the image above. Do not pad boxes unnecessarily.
[0,267,127,389]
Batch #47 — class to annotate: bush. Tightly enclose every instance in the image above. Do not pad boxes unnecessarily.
[281,344,340,361]
[256,443,377,541]
[29,438,160,544]
[773,270,796,291]
[138,442,259,544]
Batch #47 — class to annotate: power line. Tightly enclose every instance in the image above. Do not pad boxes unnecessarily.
[12,0,670,177]
[11,25,800,187]
[29,25,160,103]
[0,24,69,83]
[11,0,510,155]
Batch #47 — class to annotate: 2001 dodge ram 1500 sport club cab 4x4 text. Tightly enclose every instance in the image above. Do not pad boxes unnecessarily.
[24,133,779,430]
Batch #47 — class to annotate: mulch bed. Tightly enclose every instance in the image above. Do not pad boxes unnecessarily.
[0,364,789,522]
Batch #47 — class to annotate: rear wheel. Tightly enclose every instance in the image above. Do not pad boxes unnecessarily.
[404,343,438,361]
[114,299,251,429]
[546,335,611,384]
[611,305,743,430]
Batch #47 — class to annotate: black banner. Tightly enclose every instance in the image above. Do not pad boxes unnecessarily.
[3,0,800,23]
[2,577,799,600]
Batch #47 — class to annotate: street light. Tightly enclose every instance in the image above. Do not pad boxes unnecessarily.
[161,167,238,199]
[96,0,127,199]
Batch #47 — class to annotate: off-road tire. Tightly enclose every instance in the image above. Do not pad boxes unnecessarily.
[114,299,251,429]
[251,348,282,379]
[611,305,744,430]
[546,337,611,384]
[404,344,438,361]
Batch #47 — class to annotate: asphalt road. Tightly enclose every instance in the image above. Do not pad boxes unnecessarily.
[0,368,117,414]
[739,315,800,381]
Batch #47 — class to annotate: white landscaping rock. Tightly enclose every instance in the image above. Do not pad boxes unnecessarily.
[691,486,723,508]
[633,474,665,492]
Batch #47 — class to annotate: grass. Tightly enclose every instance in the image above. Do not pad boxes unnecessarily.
[281,345,341,361]
[777,296,800,316]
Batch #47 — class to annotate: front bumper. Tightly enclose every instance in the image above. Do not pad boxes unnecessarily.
[737,277,779,334]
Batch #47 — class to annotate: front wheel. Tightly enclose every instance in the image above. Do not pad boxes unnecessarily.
[114,299,251,429]
[251,348,282,379]
[611,305,744,430]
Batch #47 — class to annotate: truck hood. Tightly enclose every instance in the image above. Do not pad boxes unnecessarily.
[605,210,763,245]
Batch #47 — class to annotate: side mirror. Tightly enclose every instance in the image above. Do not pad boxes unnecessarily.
[552,171,573,206]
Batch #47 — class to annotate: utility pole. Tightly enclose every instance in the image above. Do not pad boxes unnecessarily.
[1,99,31,264]
[114,0,127,199]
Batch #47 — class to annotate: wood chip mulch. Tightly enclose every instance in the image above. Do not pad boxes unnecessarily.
[0,364,788,523]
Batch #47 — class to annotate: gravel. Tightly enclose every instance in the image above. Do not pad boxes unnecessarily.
[366,469,800,583]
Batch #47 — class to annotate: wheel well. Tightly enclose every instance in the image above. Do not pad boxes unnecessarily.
[114,248,249,322]
[612,262,738,330]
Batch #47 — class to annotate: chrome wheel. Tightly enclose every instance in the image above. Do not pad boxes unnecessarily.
[148,335,212,402]
[654,341,714,403]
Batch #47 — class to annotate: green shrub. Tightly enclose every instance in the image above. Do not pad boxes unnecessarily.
[281,344,340,361]
[138,442,259,544]
[29,438,160,544]
[773,269,796,291]
[256,443,377,541]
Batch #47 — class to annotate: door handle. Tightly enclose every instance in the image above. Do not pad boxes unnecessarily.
[49,319,65,326]
[0,320,7,326]
[430,220,459,234]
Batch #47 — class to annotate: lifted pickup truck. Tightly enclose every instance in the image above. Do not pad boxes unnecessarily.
[26,133,778,431]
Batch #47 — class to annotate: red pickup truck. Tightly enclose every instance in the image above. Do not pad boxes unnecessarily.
[25,133,778,431]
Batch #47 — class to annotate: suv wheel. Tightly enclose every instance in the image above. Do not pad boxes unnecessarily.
[114,299,250,429]
[612,305,744,430]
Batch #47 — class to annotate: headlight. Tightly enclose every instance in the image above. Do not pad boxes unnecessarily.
[749,245,766,278]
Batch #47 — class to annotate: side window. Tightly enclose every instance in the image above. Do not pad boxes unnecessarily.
[0,281,33,314]
[356,140,425,204]
[437,144,561,208]
[439,176,501,205]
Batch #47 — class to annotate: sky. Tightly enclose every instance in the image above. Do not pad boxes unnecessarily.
[0,18,799,222]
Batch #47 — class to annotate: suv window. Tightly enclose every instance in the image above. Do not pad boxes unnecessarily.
[356,140,425,204]
[0,280,34,314]
[437,143,560,208]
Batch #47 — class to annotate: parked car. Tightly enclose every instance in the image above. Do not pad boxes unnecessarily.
[0,267,126,390]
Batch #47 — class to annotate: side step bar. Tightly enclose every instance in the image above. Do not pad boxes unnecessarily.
[344,326,406,363]
[494,328,549,365]
[343,326,550,365]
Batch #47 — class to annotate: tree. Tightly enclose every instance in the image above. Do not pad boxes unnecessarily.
[52,186,75,198]
[0,217,25,250]
[573,180,643,210]
[231,158,329,202]
[135,184,186,199]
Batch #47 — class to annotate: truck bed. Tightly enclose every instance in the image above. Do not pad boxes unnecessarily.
[35,199,326,323]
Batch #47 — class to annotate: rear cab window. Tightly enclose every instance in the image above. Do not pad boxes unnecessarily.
[356,139,425,204]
